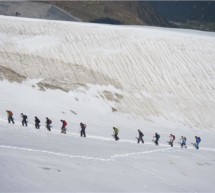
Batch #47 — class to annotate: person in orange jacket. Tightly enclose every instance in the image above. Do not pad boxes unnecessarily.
[6,110,15,124]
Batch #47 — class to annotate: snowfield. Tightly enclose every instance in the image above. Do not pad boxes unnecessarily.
[0,15,215,192]
[1,111,215,192]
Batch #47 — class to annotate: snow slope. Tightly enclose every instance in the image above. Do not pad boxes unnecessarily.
[0,16,215,130]
[0,82,215,192]
[0,88,215,192]
[0,15,215,192]
[1,125,215,192]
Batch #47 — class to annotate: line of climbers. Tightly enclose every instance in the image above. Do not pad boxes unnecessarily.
[6,110,201,149]
[6,110,86,137]
[113,127,201,149]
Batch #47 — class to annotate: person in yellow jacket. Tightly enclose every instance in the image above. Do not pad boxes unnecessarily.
[6,110,15,124]
[113,127,119,141]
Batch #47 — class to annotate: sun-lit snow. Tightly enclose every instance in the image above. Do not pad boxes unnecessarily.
[0,106,215,192]
[0,16,215,130]
[0,15,215,192]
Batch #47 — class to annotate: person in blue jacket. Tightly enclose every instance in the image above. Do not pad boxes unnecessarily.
[195,136,201,149]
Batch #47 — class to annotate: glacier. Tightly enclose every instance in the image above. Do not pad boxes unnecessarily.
[0,15,215,192]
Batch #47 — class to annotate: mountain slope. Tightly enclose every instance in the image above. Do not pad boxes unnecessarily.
[50,1,172,27]
[0,1,80,21]
[150,1,215,31]
[0,15,215,130]
[150,1,215,22]
[0,14,215,193]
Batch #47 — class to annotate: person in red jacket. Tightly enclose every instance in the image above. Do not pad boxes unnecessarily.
[61,120,67,134]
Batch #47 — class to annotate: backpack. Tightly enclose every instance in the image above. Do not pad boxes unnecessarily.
[198,137,201,143]
[157,134,160,139]
[8,111,13,116]
[114,128,119,134]
[172,135,175,140]
[49,119,52,124]
[64,121,67,126]
[139,131,144,137]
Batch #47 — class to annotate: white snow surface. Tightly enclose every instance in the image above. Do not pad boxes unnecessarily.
[0,16,215,192]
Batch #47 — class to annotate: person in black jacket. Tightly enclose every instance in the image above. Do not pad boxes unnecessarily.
[21,113,28,126]
[80,122,86,137]
[169,134,176,147]
[137,129,144,143]
[34,116,40,129]
[46,117,52,131]
[154,132,160,145]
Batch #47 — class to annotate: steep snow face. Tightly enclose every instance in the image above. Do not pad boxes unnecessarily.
[0,16,215,129]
